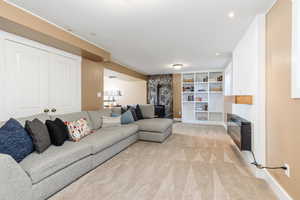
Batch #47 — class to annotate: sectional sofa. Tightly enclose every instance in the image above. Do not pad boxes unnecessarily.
[0,108,173,200]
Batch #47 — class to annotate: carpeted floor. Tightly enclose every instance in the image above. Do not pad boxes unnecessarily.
[50,123,277,200]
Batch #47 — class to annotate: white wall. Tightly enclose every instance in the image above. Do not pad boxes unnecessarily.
[228,15,266,167]
[104,77,147,106]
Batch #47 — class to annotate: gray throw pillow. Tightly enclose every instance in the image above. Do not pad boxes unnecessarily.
[87,109,112,130]
[25,119,51,153]
[139,104,155,119]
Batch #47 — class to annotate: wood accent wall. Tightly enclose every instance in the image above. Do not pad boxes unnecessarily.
[266,0,300,199]
[0,1,110,62]
[103,61,148,81]
[81,59,104,110]
[173,74,182,118]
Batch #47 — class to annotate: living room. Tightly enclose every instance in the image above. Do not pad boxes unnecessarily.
[0,0,299,200]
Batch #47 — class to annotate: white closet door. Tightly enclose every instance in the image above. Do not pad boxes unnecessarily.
[48,54,81,115]
[4,40,49,118]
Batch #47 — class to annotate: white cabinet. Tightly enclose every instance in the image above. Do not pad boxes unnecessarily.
[0,30,81,121]
[4,40,49,118]
[232,18,259,95]
[224,62,233,96]
[48,54,81,115]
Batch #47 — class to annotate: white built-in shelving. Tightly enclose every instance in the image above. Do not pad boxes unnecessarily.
[182,71,224,125]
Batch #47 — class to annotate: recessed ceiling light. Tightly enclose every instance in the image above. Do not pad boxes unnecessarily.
[172,64,183,70]
[216,52,221,56]
[228,11,235,19]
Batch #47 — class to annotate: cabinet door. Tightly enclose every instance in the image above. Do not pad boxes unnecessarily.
[48,54,81,115]
[4,40,49,118]
[232,20,258,96]
[0,37,6,121]
[224,62,233,96]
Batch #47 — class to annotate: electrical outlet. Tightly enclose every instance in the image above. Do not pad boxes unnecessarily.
[284,164,290,177]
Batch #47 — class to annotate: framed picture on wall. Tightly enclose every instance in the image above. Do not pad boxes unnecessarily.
[292,0,300,98]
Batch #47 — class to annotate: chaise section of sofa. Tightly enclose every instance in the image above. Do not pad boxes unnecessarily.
[135,118,173,142]
[110,105,173,142]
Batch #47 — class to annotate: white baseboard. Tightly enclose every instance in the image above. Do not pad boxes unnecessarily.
[261,169,293,200]
[237,148,293,200]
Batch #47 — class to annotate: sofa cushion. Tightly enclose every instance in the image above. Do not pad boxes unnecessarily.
[0,119,34,162]
[135,105,144,120]
[121,110,135,124]
[80,128,123,154]
[128,107,138,121]
[139,104,155,119]
[25,119,51,153]
[80,125,138,154]
[121,124,139,138]
[51,112,92,129]
[20,141,92,184]
[111,107,122,115]
[102,116,121,128]
[87,109,112,130]
[135,118,173,133]
[0,121,5,127]
[66,118,91,142]
[17,113,51,127]
[45,120,67,146]
[54,118,70,140]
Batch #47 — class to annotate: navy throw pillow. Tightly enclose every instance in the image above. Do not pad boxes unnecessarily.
[121,110,135,124]
[0,118,34,162]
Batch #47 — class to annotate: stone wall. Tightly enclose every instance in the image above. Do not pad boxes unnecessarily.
[147,74,173,117]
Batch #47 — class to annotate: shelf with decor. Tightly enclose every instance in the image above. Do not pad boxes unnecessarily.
[181,70,224,125]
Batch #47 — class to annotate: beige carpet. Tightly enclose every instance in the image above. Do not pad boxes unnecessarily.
[50,123,277,200]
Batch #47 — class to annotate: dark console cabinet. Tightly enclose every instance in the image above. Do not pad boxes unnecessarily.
[227,114,252,151]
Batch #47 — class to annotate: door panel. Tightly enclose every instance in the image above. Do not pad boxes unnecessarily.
[4,40,49,118]
[48,54,81,115]
[0,37,5,121]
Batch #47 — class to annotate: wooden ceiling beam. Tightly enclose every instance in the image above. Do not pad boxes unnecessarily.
[103,61,148,81]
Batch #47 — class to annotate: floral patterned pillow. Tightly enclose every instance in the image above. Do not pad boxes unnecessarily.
[65,118,91,142]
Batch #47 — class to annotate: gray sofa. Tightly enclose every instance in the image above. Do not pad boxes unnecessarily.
[0,109,173,200]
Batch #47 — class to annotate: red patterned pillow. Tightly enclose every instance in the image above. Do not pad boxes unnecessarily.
[65,118,91,142]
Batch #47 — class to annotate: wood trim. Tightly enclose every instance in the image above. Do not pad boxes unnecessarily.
[81,59,104,110]
[173,74,182,118]
[103,61,148,81]
[234,96,253,105]
[0,1,110,61]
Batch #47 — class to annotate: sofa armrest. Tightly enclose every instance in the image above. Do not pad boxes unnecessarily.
[0,154,32,200]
